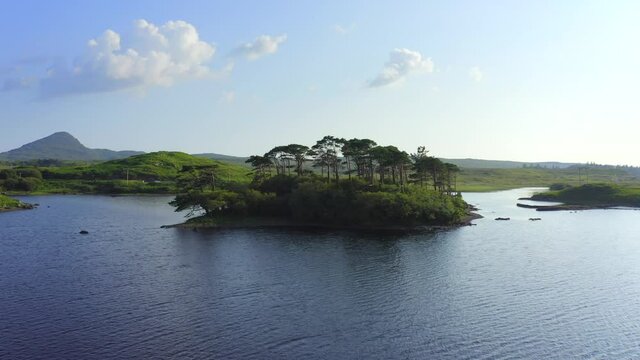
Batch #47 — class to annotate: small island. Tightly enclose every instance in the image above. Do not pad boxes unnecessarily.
[520,183,640,211]
[164,136,477,231]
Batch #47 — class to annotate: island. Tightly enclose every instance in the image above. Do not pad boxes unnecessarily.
[164,136,477,231]
[519,183,640,211]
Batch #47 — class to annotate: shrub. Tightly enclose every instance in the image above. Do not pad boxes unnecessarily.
[16,168,42,180]
[3,177,42,192]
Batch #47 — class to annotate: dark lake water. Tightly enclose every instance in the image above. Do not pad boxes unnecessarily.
[2,189,640,359]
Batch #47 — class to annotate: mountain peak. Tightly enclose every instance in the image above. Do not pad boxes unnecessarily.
[37,131,83,145]
[0,132,143,161]
[49,131,75,138]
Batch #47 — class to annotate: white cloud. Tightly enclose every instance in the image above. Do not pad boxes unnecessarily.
[233,34,287,61]
[40,19,217,98]
[369,48,434,88]
[219,90,236,104]
[469,66,483,82]
[333,24,355,35]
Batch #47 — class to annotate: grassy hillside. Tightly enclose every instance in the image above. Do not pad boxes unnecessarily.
[1,152,251,194]
[457,167,640,191]
[531,183,640,207]
[42,152,250,182]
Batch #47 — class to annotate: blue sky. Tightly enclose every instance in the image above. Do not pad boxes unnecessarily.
[1,1,639,164]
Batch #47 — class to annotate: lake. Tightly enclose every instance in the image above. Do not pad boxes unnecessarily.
[2,189,640,359]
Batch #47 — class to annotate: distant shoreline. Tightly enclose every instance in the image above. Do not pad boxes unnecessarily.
[519,199,640,213]
[518,184,640,211]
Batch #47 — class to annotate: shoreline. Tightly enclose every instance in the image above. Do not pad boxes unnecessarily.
[517,197,639,211]
[0,206,34,213]
[0,202,36,213]
[162,211,483,232]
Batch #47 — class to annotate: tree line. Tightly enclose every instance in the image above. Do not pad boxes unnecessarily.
[246,136,460,193]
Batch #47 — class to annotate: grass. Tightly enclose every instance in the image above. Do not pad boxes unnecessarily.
[43,151,251,182]
[0,194,21,209]
[531,183,640,207]
[36,152,251,194]
[5,152,640,195]
[456,167,640,192]
[1,152,252,195]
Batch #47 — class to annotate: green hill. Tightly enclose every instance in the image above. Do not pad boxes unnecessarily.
[0,132,143,161]
[0,152,251,194]
[43,151,251,182]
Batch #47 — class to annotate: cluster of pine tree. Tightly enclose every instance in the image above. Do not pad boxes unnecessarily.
[170,136,469,227]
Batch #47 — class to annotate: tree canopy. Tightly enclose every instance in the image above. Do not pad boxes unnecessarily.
[171,135,468,227]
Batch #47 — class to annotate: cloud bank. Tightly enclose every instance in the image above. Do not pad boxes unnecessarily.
[40,19,217,98]
[469,66,483,82]
[232,34,287,61]
[1,77,35,92]
[369,48,434,88]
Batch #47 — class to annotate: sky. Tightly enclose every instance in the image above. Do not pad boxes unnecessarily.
[1,0,640,165]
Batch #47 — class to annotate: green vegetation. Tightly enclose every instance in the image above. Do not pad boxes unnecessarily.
[441,158,577,169]
[169,136,470,229]
[40,151,247,181]
[0,194,33,211]
[456,166,640,192]
[4,133,640,200]
[0,152,250,195]
[531,183,640,207]
[0,194,21,209]
[193,153,251,167]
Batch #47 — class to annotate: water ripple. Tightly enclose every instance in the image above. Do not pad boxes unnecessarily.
[2,191,640,359]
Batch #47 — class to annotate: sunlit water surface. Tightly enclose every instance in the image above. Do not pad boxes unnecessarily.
[2,189,640,359]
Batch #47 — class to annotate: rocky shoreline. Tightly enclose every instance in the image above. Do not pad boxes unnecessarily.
[0,202,36,212]
[0,194,36,213]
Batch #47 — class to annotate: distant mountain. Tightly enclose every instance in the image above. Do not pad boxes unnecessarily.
[193,153,251,167]
[440,158,578,169]
[0,132,143,161]
[193,152,580,170]
[0,132,586,169]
